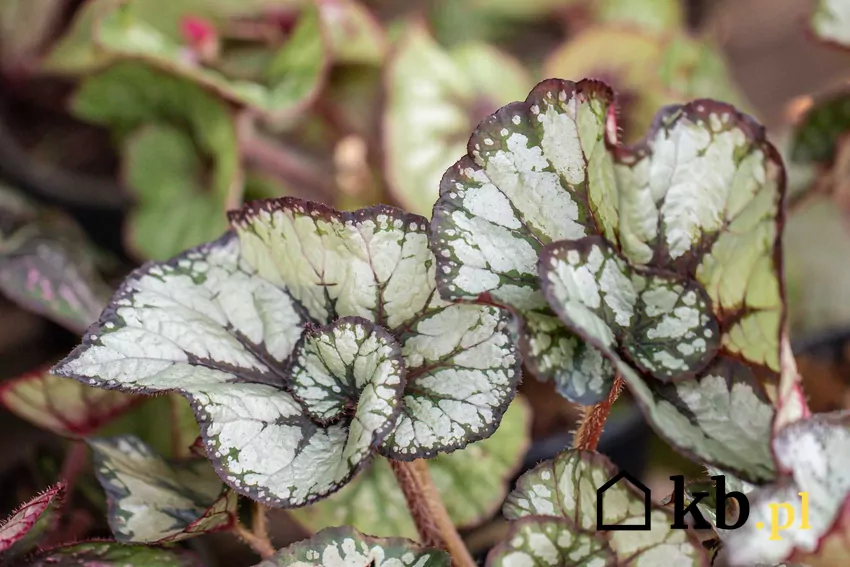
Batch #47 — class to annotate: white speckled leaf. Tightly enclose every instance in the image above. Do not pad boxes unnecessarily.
[486,516,615,567]
[50,232,350,507]
[433,80,785,417]
[383,23,532,217]
[617,359,776,482]
[616,101,785,375]
[290,396,532,539]
[504,450,708,566]
[89,435,236,543]
[231,198,521,458]
[254,526,450,567]
[540,236,719,383]
[811,0,850,48]
[431,78,619,404]
[724,411,850,567]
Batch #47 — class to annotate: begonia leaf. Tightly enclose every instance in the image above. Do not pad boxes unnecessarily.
[0,367,141,438]
[724,411,850,567]
[431,78,784,481]
[486,516,616,567]
[290,396,531,538]
[88,435,237,543]
[0,184,111,333]
[90,0,327,119]
[53,198,520,508]
[252,526,450,567]
[503,450,707,566]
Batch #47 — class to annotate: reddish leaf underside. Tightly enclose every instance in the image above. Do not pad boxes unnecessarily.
[0,367,142,438]
[0,482,64,556]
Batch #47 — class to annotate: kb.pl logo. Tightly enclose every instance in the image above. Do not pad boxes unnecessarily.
[596,471,810,540]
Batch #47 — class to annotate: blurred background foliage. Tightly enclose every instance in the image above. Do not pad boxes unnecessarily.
[2,0,850,564]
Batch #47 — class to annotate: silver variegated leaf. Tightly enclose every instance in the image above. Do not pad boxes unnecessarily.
[486,516,616,567]
[290,397,531,539]
[724,411,850,567]
[432,78,784,483]
[504,450,708,566]
[253,526,450,567]
[540,236,718,382]
[88,435,237,543]
[431,78,619,405]
[50,232,324,507]
[230,199,521,458]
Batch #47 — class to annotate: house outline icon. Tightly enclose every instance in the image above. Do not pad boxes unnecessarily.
[596,470,652,531]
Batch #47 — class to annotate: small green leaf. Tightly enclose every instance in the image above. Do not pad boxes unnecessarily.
[72,63,238,260]
[0,367,141,438]
[253,526,450,567]
[0,483,64,558]
[22,541,202,566]
[89,435,237,543]
[486,516,616,567]
[724,411,850,567]
[811,0,850,48]
[504,450,708,565]
[122,123,231,261]
[290,396,532,538]
[383,23,532,216]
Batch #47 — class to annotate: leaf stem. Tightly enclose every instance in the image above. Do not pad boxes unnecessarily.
[252,501,270,549]
[572,374,624,451]
[231,516,275,560]
[389,459,476,567]
[238,114,336,204]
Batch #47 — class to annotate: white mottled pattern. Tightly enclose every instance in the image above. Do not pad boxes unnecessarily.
[487,517,613,567]
[382,303,518,457]
[289,318,404,425]
[234,204,433,330]
[616,362,776,482]
[262,526,449,566]
[193,383,366,507]
[504,450,705,566]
